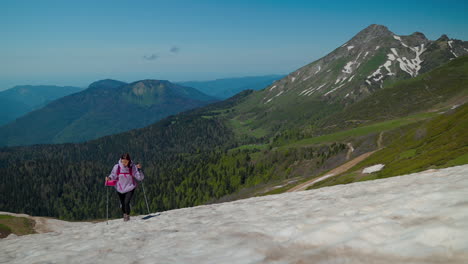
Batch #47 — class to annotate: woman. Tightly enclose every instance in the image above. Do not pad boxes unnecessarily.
[106,153,144,221]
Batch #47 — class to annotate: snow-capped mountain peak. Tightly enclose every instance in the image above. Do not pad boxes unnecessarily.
[261,24,468,104]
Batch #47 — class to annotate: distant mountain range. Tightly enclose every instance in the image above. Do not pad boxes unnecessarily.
[179,75,284,99]
[0,85,82,125]
[0,79,217,146]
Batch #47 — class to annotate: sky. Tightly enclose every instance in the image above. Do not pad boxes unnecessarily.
[1,0,467,90]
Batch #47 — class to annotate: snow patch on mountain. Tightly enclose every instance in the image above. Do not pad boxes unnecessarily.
[394,35,416,50]
[390,44,426,77]
[448,40,458,58]
[299,89,309,96]
[366,53,396,85]
[363,51,369,58]
[355,51,363,60]
[342,51,364,74]
[362,164,385,174]
[324,82,346,96]
[398,40,409,49]
[369,68,382,79]
[315,65,321,74]
[383,60,394,76]
[299,83,327,96]
[347,45,355,51]
[448,40,454,48]
[343,61,354,74]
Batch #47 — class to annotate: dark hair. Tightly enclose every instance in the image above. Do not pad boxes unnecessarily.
[121,153,132,167]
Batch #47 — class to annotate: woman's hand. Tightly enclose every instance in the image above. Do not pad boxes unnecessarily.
[105,177,109,181]
[136,163,142,169]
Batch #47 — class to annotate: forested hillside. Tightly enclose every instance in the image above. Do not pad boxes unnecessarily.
[0,80,217,146]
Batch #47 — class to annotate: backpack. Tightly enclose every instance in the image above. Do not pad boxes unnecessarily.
[105,164,134,187]
[117,164,133,176]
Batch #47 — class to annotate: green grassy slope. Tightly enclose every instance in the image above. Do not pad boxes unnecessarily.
[309,102,468,189]
[0,214,36,238]
[224,56,468,146]
[319,56,468,131]
[238,57,468,195]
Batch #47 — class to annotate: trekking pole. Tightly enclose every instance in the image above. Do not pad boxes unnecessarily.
[106,184,109,225]
[141,181,150,215]
[136,161,151,215]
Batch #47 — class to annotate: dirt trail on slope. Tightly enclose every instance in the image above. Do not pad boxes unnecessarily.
[287,132,384,192]
[287,150,377,192]
[377,131,384,149]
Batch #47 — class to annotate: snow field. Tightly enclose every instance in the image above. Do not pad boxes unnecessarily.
[2,165,468,264]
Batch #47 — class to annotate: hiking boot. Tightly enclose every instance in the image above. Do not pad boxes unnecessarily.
[123,214,129,222]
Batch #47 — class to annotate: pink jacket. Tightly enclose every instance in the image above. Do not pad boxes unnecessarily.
[108,159,145,193]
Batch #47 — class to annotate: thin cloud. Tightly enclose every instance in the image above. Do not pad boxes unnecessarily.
[143,54,159,61]
[170,46,180,53]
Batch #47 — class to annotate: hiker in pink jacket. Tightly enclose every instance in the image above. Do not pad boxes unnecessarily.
[106,153,144,221]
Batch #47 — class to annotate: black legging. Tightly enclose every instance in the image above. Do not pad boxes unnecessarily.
[117,189,135,215]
